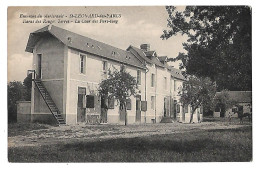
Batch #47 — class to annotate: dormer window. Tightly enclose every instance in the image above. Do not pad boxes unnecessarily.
[125,56,131,60]
[86,43,90,47]
[112,51,116,56]
[91,45,94,48]
[67,37,72,43]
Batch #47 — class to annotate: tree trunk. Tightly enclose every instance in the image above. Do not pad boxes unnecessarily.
[190,105,199,123]
[124,102,127,126]
[189,110,195,123]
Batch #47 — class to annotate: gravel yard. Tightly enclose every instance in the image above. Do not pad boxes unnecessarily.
[8,118,251,148]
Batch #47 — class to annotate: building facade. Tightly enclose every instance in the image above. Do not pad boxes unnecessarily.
[25,25,202,125]
[213,91,252,118]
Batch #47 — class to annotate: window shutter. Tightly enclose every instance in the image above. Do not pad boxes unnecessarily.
[177,104,180,113]
[86,95,94,108]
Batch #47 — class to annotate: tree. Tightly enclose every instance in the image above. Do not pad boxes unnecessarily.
[161,6,251,91]
[98,65,137,125]
[213,90,237,117]
[8,81,26,123]
[23,73,32,101]
[179,76,216,123]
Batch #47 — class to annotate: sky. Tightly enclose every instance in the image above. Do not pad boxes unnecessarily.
[7,6,188,82]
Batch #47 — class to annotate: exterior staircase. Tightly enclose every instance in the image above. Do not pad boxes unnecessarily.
[34,79,66,125]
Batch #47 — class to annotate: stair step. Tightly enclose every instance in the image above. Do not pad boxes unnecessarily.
[56,118,63,121]
[47,102,55,105]
[34,79,64,126]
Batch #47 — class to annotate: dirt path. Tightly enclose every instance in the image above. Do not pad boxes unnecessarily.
[8,122,251,148]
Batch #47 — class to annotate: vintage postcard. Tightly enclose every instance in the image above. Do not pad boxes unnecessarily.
[7,6,252,163]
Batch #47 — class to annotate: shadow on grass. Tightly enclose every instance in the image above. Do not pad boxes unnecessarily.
[61,137,215,153]
[8,127,252,162]
[207,126,252,133]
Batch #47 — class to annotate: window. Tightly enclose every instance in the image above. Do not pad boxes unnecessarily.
[184,104,188,113]
[80,54,86,74]
[177,104,180,113]
[86,95,94,108]
[102,61,108,80]
[174,80,177,91]
[137,70,141,85]
[151,74,155,87]
[215,107,220,112]
[164,77,167,89]
[151,96,155,110]
[126,98,131,110]
[108,97,114,109]
[102,61,107,72]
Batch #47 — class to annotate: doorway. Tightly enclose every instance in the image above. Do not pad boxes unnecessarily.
[37,54,42,79]
[77,87,86,123]
[136,95,141,122]
[100,96,108,123]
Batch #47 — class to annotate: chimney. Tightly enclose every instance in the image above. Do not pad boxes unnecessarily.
[140,44,150,52]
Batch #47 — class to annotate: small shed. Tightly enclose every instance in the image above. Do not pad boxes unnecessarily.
[213,91,252,118]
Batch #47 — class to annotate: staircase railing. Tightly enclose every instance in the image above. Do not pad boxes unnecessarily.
[28,70,65,125]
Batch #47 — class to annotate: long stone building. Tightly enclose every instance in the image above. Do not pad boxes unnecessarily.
[23,25,202,125]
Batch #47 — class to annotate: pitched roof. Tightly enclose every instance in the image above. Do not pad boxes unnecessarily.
[26,25,145,69]
[216,91,252,103]
[127,46,153,64]
[128,46,186,80]
[169,67,186,81]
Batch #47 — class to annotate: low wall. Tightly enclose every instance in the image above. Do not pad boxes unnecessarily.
[31,113,58,125]
[17,101,31,123]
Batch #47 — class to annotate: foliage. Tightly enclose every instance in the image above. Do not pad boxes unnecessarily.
[179,76,216,123]
[161,6,251,91]
[23,73,32,101]
[98,65,137,125]
[8,74,33,123]
[8,81,26,123]
[213,90,237,114]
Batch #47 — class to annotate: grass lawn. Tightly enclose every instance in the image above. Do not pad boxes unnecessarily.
[8,123,50,137]
[8,126,252,162]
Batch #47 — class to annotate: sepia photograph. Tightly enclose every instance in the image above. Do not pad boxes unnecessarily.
[7,5,252,163]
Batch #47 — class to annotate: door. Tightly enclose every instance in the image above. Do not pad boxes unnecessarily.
[100,97,108,123]
[119,103,126,122]
[197,108,200,122]
[182,106,185,122]
[77,87,86,123]
[37,54,42,79]
[136,95,141,122]
[173,100,177,119]
[164,97,168,117]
